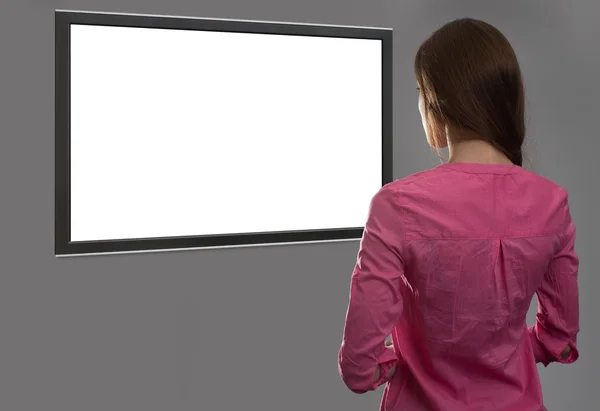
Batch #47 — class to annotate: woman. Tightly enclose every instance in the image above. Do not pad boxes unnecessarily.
[338,18,579,411]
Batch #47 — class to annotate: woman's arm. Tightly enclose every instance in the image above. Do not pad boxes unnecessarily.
[529,200,580,367]
[338,186,405,394]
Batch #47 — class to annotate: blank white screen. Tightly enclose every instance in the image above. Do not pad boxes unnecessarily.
[69,23,382,242]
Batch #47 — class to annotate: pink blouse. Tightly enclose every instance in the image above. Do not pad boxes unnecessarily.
[338,162,580,411]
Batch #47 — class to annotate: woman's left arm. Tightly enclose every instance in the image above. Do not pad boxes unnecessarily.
[338,185,406,394]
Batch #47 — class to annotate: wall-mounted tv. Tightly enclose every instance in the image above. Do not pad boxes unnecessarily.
[55,10,393,256]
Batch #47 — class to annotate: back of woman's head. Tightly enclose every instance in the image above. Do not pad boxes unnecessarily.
[414,18,525,166]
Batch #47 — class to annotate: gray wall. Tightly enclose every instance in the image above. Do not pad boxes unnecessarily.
[1,0,598,410]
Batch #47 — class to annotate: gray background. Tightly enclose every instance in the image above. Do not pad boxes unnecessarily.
[1,0,597,410]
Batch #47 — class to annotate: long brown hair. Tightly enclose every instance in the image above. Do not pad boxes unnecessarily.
[414,18,526,166]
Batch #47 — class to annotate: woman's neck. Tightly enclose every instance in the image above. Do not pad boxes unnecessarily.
[447,139,513,165]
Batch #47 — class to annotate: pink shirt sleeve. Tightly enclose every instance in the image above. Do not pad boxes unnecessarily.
[528,200,580,367]
[338,186,405,394]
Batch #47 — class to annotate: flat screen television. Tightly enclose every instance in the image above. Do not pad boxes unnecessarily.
[55,10,393,256]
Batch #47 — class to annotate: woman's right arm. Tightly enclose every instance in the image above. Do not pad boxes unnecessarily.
[528,201,580,366]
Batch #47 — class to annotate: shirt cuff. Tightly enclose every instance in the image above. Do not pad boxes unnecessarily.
[371,348,399,390]
[535,325,579,365]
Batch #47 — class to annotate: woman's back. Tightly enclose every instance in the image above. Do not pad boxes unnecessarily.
[389,162,578,410]
[338,162,579,411]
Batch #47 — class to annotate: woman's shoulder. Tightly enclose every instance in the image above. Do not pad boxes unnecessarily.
[518,166,569,196]
[381,165,448,194]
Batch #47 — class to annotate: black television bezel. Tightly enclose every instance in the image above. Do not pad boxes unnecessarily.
[55,10,394,257]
